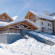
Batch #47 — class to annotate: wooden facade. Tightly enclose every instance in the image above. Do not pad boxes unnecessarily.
[0,13,13,22]
[25,11,36,22]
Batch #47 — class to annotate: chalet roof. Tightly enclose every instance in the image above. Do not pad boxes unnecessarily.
[29,10,55,20]
[0,17,39,30]
[9,18,39,29]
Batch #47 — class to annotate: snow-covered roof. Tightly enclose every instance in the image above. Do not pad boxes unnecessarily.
[29,10,55,20]
[0,21,9,27]
[0,17,39,29]
[26,19,39,28]
[9,18,25,25]
[9,18,39,28]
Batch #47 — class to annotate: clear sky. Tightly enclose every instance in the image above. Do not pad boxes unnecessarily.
[0,0,55,18]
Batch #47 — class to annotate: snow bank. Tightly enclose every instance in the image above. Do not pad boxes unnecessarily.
[0,35,55,55]
[29,31,55,42]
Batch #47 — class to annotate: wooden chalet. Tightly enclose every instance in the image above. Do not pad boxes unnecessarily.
[25,10,53,34]
[0,13,38,33]
[0,19,38,33]
[0,13,13,22]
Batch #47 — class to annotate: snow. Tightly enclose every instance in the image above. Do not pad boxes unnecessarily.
[0,21,9,27]
[29,31,55,42]
[29,10,55,20]
[9,18,25,25]
[9,18,39,28]
[0,35,55,55]
[12,16,19,20]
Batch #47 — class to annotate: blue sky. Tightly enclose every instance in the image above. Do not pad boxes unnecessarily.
[0,0,55,18]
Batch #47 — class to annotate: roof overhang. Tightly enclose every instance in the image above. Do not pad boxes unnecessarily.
[7,19,38,30]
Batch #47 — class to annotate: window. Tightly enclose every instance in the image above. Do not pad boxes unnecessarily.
[23,25,27,27]
[50,24,51,26]
[42,27,45,32]
[48,23,51,26]
[48,28,52,31]
[50,29,51,31]
[9,29,13,33]
[42,22,43,25]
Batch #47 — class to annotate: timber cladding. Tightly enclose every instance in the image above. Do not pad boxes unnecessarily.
[0,13,13,22]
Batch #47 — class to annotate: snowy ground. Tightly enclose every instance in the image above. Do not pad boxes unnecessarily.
[29,31,55,42]
[0,35,55,55]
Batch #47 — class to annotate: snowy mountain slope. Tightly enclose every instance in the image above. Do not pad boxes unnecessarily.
[0,35,55,55]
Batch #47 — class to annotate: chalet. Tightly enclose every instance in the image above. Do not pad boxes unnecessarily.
[0,11,55,44]
[0,13,38,34]
[0,12,54,34]
[25,10,55,34]
[0,13,13,22]
[0,13,39,44]
[0,19,38,33]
